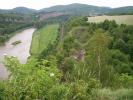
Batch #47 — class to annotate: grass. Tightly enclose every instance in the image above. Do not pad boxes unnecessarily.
[30,24,59,55]
[91,88,133,100]
[88,15,133,25]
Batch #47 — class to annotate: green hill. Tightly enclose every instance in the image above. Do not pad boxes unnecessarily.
[110,6,133,15]
[40,3,111,15]
[40,3,133,15]
[11,7,36,14]
[0,7,36,14]
[0,3,133,15]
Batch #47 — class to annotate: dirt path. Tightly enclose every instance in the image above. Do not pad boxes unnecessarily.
[60,24,64,41]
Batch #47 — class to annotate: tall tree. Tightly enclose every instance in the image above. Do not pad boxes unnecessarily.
[85,30,113,86]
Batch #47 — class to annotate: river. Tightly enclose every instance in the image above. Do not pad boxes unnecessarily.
[0,28,36,80]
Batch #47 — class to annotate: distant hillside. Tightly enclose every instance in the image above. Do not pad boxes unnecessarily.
[40,3,111,15]
[11,7,36,14]
[0,3,133,17]
[110,6,133,15]
[0,7,36,14]
[0,9,9,13]
[0,13,33,44]
[39,4,133,16]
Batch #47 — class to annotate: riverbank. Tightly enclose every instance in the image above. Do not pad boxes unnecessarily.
[0,26,34,46]
[0,28,36,80]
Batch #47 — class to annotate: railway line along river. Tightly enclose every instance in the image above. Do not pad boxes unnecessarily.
[0,28,36,80]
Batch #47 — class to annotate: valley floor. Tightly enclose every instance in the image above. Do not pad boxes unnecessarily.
[30,24,59,56]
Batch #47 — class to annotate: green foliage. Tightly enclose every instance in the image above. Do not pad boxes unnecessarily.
[91,88,133,100]
[117,74,133,88]
[68,79,101,100]
[0,13,33,44]
[128,36,133,61]
[110,50,133,74]
[113,39,128,53]
[99,20,118,31]
[86,30,113,86]
[69,80,89,100]
[63,36,75,56]
[1,57,70,99]
[65,16,88,32]
[48,84,70,100]
[0,81,5,100]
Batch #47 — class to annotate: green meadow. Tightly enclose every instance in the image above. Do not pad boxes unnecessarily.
[88,15,133,25]
[30,24,59,55]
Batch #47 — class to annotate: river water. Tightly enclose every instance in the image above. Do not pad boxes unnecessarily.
[0,28,36,80]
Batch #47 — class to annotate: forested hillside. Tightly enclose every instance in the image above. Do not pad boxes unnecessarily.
[40,3,111,15]
[0,13,34,44]
[40,3,133,15]
[0,16,133,99]
[0,7,36,14]
[11,7,36,14]
[109,6,133,15]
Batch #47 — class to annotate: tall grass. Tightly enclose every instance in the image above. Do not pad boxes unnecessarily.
[90,88,133,100]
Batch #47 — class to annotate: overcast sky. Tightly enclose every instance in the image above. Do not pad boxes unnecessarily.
[0,0,133,10]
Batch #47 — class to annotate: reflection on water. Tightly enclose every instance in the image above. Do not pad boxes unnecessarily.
[0,28,36,80]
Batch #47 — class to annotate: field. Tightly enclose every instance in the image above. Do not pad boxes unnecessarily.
[30,24,59,55]
[88,15,133,25]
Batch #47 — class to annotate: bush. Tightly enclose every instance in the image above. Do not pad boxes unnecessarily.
[48,84,70,100]
[0,81,5,100]
[68,80,89,100]
[87,78,101,93]
[118,74,133,88]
